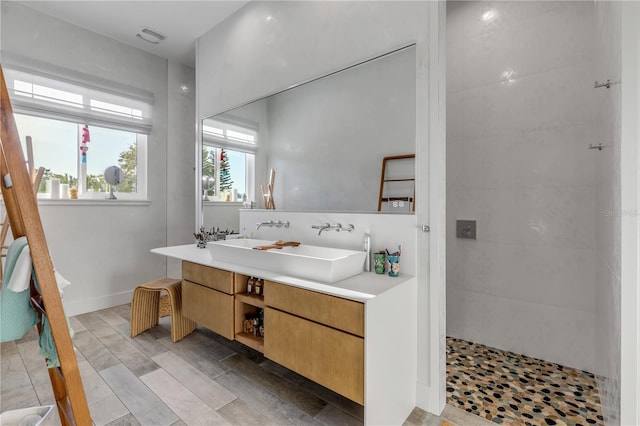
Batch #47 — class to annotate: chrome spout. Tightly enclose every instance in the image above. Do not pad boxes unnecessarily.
[312,223,355,236]
[256,220,274,230]
[311,223,331,236]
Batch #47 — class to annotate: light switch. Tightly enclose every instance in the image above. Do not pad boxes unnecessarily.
[456,220,476,239]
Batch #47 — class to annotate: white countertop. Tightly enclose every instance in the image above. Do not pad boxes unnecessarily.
[152,244,413,303]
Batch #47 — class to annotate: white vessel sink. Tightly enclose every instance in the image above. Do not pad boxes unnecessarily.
[208,239,366,283]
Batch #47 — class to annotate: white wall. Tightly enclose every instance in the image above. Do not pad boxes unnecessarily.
[197,0,441,412]
[620,3,640,424]
[446,1,598,372]
[594,2,622,423]
[166,62,196,278]
[1,2,171,315]
[266,46,415,212]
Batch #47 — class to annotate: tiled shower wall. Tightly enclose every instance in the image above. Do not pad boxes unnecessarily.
[446,2,598,372]
[594,1,622,424]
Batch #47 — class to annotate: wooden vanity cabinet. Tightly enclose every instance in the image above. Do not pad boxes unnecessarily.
[180,265,365,405]
[181,261,234,339]
[264,280,365,405]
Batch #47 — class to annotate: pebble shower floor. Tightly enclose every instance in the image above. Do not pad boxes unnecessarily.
[446,337,604,426]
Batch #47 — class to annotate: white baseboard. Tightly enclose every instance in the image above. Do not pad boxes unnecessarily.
[62,290,134,317]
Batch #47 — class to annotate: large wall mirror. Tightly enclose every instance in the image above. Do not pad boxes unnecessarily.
[200,44,416,230]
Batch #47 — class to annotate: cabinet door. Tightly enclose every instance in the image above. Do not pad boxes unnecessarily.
[265,281,364,337]
[264,308,364,405]
[182,261,233,294]
[182,280,234,339]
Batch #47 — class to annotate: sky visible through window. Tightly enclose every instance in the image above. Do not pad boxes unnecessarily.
[226,149,246,195]
[15,114,135,179]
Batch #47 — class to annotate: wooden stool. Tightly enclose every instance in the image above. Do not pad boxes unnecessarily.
[130,278,196,342]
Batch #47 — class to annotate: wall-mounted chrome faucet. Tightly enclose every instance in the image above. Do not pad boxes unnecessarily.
[256,220,290,230]
[311,223,331,235]
[311,223,355,236]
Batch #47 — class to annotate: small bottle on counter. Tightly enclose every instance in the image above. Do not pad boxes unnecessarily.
[254,279,262,296]
[247,277,254,294]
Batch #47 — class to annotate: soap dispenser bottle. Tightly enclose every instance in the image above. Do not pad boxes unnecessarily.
[363,232,371,272]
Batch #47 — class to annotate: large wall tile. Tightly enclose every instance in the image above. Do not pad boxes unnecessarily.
[456,2,594,90]
[446,240,595,312]
[455,64,597,140]
[449,186,596,250]
[447,125,597,191]
[446,287,596,372]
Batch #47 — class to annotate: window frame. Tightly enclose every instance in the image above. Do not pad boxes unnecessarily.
[202,116,258,203]
[4,60,152,201]
[201,144,254,202]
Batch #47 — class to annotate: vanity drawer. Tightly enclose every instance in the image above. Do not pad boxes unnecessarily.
[264,281,364,337]
[182,280,234,339]
[264,307,364,404]
[182,261,233,294]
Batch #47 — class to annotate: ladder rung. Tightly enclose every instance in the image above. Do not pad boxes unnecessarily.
[383,178,415,182]
[381,197,413,202]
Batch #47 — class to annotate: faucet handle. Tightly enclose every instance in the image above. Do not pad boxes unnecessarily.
[345,224,355,232]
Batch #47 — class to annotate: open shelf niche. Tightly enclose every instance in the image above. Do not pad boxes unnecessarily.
[234,273,265,352]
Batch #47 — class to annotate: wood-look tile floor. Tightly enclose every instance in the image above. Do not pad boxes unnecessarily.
[1,304,365,426]
[1,303,504,426]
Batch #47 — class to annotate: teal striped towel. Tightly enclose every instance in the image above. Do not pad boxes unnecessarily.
[0,237,72,367]
[0,237,39,342]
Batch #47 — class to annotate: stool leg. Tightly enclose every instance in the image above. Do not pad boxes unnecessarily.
[166,283,196,342]
[130,288,161,338]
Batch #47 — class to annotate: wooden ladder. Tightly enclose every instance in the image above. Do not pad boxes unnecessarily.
[1,66,92,424]
[377,154,416,212]
[0,136,45,281]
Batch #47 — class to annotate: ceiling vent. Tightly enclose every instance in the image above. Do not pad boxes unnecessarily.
[136,27,166,44]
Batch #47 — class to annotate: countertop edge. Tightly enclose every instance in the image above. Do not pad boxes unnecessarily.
[152,245,413,303]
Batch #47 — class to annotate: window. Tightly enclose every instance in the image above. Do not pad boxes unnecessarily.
[202,117,256,202]
[4,64,152,200]
[14,115,146,198]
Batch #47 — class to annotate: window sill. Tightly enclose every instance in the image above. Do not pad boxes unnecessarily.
[203,201,245,206]
[35,199,151,206]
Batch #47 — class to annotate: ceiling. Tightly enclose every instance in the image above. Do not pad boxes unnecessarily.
[23,1,249,67]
